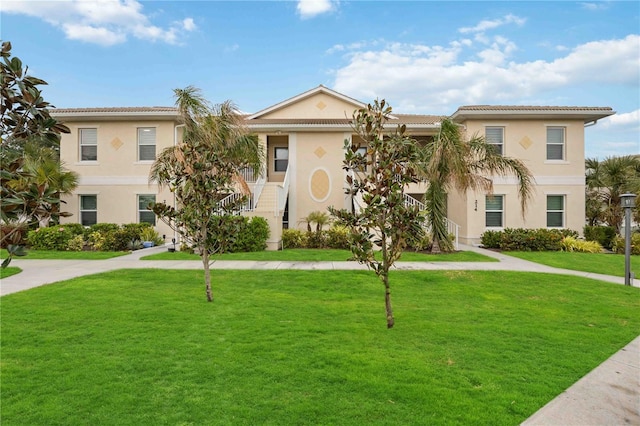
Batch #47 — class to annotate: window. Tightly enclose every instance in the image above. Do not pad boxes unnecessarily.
[485,195,504,227]
[80,195,97,226]
[138,127,156,161]
[546,127,565,160]
[138,194,156,225]
[485,127,504,155]
[547,195,564,227]
[79,128,97,161]
[274,147,288,172]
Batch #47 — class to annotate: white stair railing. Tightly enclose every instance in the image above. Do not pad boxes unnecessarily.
[403,193,459,250]
[275,165,290,216]
[252,167,267,209]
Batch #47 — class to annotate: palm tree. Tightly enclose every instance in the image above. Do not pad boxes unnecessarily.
[585,155,640,232]
[149,86,263,302]
[421,118,534,253]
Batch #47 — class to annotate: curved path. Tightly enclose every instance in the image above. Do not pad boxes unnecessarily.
[1,244,638,425]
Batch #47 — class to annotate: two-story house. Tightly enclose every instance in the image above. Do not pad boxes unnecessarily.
[54,86,614,248]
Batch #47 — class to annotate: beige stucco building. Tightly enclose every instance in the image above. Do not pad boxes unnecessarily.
[54,86,614,248]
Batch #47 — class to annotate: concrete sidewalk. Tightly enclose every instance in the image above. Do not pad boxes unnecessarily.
[1,244,638,425]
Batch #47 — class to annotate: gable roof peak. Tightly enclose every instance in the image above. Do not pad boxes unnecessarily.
[247,85,365,120]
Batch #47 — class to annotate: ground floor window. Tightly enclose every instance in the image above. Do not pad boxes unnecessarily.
[485,195,504,227]
[138,194,156,225]
[80,195,97,226]
[547,195,564,227]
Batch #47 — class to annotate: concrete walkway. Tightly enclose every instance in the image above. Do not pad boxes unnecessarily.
[1,244,638,424]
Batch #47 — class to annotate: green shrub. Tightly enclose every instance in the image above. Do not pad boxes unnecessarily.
[62,223,86,237]
[561,236,603,253]
[240,217,270,252]
[611,233,640,255]
[480,230,502,249]
[584,225,616,249]
[306,231,328,249]
[27,226,75,250]
[327,225,350,249]
[87,231,118,252]
[282,229,307,249]
[67,235,86,252]
[479,228,578,251]
[140,227,164,246]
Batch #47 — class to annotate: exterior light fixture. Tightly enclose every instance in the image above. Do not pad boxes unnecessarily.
[621,193,636,286]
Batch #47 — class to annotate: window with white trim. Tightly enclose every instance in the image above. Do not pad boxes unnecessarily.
[274,147,288,172]
[80,195,97,226]
[546,127,565,160]
[547,195,564,227]
[138,194,156,225]
[79,128,97,161]
[485,195,504,227]
[138,127,156,161]
[485,127,504,155]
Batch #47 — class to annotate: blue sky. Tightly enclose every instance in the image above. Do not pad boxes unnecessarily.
[2,0,639,158]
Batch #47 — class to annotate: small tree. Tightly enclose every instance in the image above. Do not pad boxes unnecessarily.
[330,100,424,329]
[1,41,72,266]
[150,86,263,302]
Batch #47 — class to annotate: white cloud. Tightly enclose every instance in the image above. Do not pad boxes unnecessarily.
[599,109,640,129]
[331,34,640,114]
[1,0,195,46]
[459,14,526,34]
[580,2,610,11]
[297,0,337,19]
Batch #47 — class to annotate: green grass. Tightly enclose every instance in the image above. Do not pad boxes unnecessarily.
[0,267,21,278]
[2,269,638,425]
[142,248,497,262]
[505,251,640,277]
[0,249,128,260]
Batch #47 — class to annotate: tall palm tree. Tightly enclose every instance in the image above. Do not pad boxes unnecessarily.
[149,86,263,302]
[421,118,534,252]
[585,155,640,232]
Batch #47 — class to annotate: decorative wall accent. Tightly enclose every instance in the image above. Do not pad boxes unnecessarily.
[314,146,327,159]
[519,136,533,150]
[309,168,331,202]
[110,137,123,150]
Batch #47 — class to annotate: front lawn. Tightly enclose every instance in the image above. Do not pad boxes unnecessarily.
[505,251,640,277]
[2,269,638,425]
[142,248,497,262]
[0,267,21,278]
[0,249,128,260]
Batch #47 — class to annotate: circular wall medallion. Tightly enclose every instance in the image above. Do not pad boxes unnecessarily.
[309,168,331,202]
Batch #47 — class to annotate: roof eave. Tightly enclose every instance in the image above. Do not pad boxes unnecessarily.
[450,109,616,123]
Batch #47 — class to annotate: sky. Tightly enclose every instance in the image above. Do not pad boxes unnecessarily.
[2,0,639,159]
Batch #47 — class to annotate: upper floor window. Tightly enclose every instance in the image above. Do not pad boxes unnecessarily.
[547,195,565,227]
[485,127,504,155]
[485,195,504,227]
[274,147,288,172]
[80,195,97,226]
[546,127,565,160]
[79,128,97,161]
[138,127,156,161]
[138,194,156,225]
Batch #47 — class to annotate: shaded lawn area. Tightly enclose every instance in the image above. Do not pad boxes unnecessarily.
[2,269,638,425]
[0,249,127,260]
[505,251,640,277]
[142,248,497,262]
[0,267,21,278]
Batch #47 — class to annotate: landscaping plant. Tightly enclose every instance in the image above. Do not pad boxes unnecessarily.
[330,99,424,328]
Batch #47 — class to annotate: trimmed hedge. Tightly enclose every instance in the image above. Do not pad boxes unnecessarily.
[481,228,578,251]
[28,226,75,251]
[584,225,616,249]
[282,226,351,250]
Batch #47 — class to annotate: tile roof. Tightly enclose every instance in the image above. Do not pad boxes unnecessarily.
[456,105,614,112]
[52,107,178,113]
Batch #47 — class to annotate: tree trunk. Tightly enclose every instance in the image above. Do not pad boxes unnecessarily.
[431,238,442,254]
[202,248,213,302]
[383,272,394,329]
